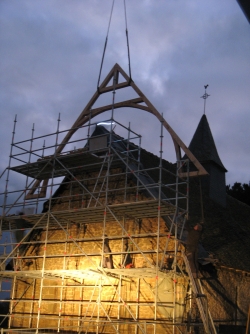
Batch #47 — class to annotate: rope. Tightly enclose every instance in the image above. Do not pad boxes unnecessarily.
[123,0,132,80]
[97,0,115,90]
[97,0,132,89]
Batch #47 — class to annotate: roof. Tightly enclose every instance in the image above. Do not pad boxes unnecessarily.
[237,0,250,23]
[187,114,227,172]
[141,144,250,272]
[188,179,250,272]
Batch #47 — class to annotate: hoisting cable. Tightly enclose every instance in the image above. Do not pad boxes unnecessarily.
[123,0,132,81]
[97,0,132,89]
[97,0,115,90]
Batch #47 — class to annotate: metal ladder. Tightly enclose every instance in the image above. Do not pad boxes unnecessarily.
[182,252,217,334]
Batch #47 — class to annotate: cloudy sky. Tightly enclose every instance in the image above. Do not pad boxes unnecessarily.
[0,0,250,200]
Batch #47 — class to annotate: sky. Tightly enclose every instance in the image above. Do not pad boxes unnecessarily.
[0,0,250,205]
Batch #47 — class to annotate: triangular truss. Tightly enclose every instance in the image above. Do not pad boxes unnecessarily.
[26,63,207,199]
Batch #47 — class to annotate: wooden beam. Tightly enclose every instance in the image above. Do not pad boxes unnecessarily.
[25,63,207,199]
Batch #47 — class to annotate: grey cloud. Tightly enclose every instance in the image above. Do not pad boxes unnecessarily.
[0,0,249,195]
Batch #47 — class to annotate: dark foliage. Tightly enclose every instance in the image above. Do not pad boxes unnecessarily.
[226,182,250,206]
[0,300,10,328]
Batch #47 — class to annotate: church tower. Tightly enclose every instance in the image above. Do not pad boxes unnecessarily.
[188,113,227,207]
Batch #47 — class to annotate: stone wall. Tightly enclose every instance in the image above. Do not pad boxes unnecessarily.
[201,266,250,329]
[9,164,249,333]
[10,167,188,333]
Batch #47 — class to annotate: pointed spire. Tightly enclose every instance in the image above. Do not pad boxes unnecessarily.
[188,114,227,172]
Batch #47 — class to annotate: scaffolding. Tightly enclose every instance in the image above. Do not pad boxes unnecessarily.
[0,63,215,334]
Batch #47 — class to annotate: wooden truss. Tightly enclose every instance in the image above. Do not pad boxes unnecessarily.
[26,63,207,199]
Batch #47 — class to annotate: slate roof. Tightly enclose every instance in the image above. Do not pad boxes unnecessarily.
[188,179,250,272]
[237,0,250,23]
[139,145,250,272]
[187,114,227,172]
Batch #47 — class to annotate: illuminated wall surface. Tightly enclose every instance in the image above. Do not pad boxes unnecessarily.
[9,164,188,333]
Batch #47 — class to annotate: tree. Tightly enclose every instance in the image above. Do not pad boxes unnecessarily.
[226,182,250,206]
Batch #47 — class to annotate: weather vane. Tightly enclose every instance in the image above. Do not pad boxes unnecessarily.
[200,84,210,114]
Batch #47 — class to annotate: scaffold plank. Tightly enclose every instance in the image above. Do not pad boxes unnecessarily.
[1,199,176,230]
[0,268,172,280]
[9,150,123,179]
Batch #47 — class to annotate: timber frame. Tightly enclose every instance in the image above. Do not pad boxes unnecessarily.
[26,63,207,200]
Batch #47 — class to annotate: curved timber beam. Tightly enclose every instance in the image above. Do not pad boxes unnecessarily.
[26,63,207,199]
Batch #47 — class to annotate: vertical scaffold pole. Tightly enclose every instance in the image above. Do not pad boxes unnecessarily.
[135,277,140,334]
[117,217,125,331]
[57,221,69,332]
[35,211,49,333]
[49,113,61,213]
[136,131,142,202]
[36,114,60,333]
[154,115,164,334]
[87,109,92,150]
[157,114,164,268]
[124,122,131,202]
[77,278,84,334]
[1,115,17,223]
[23,123,35,213]
[35,139,46,213]
[28,279,36,328]
[172,154,181,334]
[4,116,17,329]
